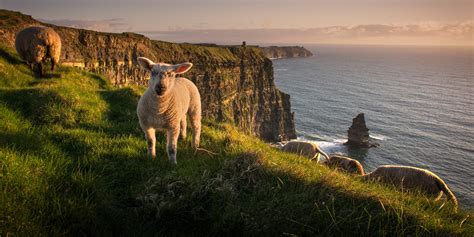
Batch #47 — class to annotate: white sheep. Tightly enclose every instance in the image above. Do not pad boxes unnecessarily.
[15,26,61,77]
[363,165,458,211]
[281,141,329,163]
[323,155,365,175]
[136,57,201,164]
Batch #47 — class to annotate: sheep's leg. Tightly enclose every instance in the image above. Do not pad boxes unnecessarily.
[37,63,43,77]
[190,116,201,148]
[51,58,55,71]
[166,128,180,165]
[180,118,187,140]
[144,128,156,159]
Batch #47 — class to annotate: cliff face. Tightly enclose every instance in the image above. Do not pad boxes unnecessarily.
[0,9,296,141]
[262,46,313,59]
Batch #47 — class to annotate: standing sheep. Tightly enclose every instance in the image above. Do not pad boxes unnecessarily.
[281,141,329,163]
[136,57,201,164]
[363,165,458,211]
[323,155,365,175]
[15,26,62,77]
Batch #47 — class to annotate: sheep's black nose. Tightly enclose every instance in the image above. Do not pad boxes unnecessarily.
[155,85,165,95]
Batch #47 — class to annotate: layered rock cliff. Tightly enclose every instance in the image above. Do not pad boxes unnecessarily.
[0,9,296,141]
[262,46,313,59]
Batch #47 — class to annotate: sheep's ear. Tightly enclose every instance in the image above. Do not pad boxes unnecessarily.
[174,62,193,74]
[137,57,154,71]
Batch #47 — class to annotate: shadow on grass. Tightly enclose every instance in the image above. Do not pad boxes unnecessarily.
[0,88,63,125]
[131,151,458,236]
[0,70,469,235]
[40,72,62,79]
[94,87,143,137]
[0,109,468,236]
[1,119,466,236]
[100,88,140,124]
[0,47,23,65]
[89,74,110,90]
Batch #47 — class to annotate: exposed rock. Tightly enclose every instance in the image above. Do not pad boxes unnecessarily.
[262,46,313,59]
[0,9,297,142]
[344,113,378,148]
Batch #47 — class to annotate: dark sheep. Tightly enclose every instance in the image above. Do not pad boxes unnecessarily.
[15,26,61,77]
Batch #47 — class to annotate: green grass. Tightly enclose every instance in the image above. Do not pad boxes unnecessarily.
[0,44,473,236]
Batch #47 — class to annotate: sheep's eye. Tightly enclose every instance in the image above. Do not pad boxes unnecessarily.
[151,71,158,77]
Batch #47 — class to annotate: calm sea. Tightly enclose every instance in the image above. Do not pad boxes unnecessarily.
[273,45,474,208]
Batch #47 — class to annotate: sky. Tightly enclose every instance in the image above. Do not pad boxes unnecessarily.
[1,0,473,45]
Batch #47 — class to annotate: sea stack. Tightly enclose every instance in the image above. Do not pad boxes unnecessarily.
[345,113,378,148]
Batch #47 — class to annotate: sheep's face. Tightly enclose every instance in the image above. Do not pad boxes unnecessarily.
[149,68,176,96]
[137,57,193,96]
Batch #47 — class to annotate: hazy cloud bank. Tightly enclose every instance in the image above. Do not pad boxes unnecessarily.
[38,18,473,46]
[142,22,473,46]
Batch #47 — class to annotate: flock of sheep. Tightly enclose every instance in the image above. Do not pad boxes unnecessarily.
[15,26,458,212]
[281,141,458,211]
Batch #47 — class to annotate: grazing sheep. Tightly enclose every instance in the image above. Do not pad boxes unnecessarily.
[136,57,201,164]
[364,165,458,210]
[281,141,329,163]
[15,26,61,77]
[323,155,365,175]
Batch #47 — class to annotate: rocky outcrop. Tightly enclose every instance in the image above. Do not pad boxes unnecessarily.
[262,46,313,59]
[0,9,296,142]
[344,113,378,148]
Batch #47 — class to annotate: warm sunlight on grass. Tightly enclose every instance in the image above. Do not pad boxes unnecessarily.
[0,44,473,235]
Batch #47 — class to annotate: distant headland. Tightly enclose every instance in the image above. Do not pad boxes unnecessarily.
[262,46,313,59]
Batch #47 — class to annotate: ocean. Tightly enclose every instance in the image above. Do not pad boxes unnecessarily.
[273,44,474,208]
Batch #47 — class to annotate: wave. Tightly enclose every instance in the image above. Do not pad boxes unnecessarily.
[370,133,389,141]
[317,141,348,154]
[293,137,348,155]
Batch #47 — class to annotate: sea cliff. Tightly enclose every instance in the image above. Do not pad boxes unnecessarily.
[0,9,296,141]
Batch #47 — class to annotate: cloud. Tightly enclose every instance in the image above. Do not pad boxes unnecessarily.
[141,22,473,46]
[40,18,131,33]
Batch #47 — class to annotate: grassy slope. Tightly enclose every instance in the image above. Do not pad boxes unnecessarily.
[0,44,472,236]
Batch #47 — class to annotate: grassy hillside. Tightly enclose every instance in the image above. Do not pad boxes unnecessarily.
[0,44,473,236]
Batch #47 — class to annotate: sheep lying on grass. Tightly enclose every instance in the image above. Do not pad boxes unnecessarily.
[137,57,201,165]
[281,141,329,163]
[364,165,458,211]
[15,26,61,77]
[323,154,365,175]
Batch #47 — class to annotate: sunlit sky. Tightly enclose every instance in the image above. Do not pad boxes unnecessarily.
[2,0,473,45]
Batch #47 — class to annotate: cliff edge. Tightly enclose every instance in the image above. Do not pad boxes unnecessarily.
[0,9,296,141]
